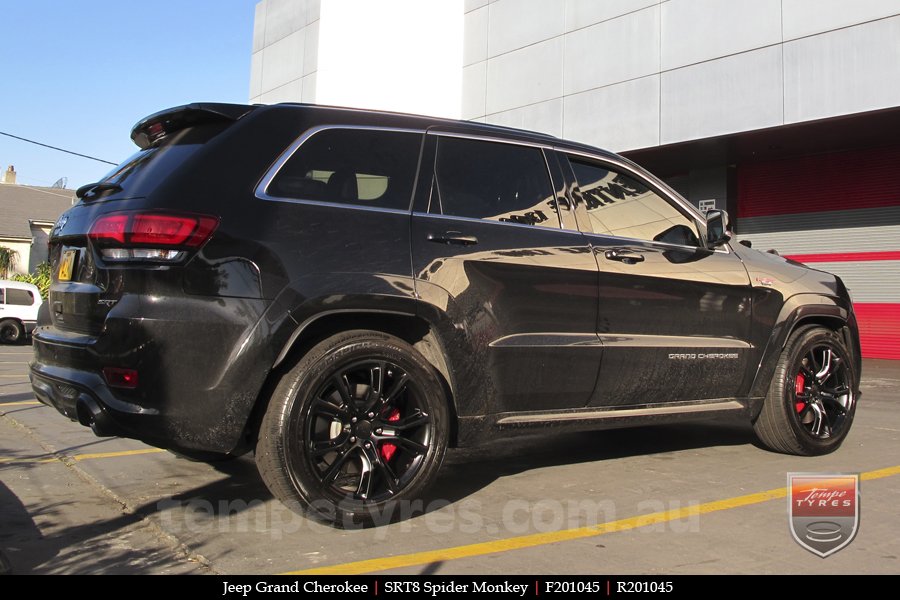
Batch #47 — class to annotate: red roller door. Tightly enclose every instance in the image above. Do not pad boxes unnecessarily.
[738,146,900,360]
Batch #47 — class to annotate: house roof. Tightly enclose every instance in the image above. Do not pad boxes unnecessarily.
[0,184,75,239]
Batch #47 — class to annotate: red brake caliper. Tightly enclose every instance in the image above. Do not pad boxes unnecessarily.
[794,373,806,413]
[380,408,401,461]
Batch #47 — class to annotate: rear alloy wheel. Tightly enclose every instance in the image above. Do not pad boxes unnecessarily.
[256,330,449,527]
[0,319,24,345]
[754,326,857,455]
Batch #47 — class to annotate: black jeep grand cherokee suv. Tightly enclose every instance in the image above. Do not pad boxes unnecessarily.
[31,103,861,525]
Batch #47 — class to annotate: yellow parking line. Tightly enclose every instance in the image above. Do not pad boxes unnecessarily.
[0,447,167,465]
[68,448,167,462]
[0,401,41,407]
[285,464,900,575]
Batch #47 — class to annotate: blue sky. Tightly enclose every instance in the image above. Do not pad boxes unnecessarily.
[0,0,257,189]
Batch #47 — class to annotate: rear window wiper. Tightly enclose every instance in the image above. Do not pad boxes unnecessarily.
[76,181,123,200]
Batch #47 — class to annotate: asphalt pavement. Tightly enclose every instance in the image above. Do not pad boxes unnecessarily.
[1,343,898,574]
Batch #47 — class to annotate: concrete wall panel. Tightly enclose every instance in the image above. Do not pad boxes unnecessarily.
[661,46,783,144]
[564,6,659,95]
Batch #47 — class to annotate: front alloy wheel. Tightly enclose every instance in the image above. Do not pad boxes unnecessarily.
[754,326,858,455]
[791,345,854,440]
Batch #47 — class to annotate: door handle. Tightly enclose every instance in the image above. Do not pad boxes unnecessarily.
[604,249,645,264]
[427,232,478,246]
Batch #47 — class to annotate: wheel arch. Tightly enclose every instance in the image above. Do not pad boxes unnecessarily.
[247,309,461,447]
[749,293,856,405]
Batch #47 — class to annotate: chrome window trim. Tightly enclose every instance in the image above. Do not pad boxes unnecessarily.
[256,196,412,215]
[254,124,426,210]
[426,129,553,150]
[580,230,726,253]
[412,211,587,236]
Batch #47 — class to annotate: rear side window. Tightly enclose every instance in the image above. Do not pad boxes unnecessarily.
[433,137,559,228]
[267,129,423,211]
[6,289,34,306]
[0,288,4,303]
[568,158,700,246]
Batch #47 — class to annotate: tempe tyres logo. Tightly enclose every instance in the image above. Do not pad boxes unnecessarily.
[788,473,859,557]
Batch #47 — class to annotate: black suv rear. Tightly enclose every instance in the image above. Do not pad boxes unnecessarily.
[31,103,861,526]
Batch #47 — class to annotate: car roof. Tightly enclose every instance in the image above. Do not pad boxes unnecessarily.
[260,102,623,161]
[0,279,40,292]
[136,101,627,164]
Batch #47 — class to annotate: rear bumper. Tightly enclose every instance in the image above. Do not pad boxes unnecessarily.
[29,292,274,453]
[30,363,159,441]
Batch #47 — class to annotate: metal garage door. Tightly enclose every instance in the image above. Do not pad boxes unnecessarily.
[736,145,900,359]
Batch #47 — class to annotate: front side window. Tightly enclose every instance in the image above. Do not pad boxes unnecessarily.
[433,136,559,228]
[268,128,422,211]
[6,289,34,306]
[569,158,700,246]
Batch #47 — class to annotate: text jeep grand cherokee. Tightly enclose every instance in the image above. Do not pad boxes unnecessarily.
[31,103,861,526]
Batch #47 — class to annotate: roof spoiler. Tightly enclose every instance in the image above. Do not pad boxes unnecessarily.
[130,103,256,149]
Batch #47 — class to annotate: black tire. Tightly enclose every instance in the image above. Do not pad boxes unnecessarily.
[754,326,857,455]
[256,330,449,527]
[0,319,24,345]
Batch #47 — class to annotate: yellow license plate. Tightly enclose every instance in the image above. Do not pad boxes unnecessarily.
[58,249,76,282]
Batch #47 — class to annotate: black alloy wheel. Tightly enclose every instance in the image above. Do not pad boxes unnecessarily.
[791,344,854,440]
[297,359,433,504]
[754,326,858,455]
[256,330,449,527]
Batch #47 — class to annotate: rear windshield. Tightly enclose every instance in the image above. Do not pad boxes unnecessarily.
[94,123,228,198]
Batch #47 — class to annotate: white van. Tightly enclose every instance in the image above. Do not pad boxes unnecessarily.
[0,280,43,344]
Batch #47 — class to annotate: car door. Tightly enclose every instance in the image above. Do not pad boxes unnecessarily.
[411,133,601,414]
[558,152,753,406]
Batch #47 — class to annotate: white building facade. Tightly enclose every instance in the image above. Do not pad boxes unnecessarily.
[251,0,900,359]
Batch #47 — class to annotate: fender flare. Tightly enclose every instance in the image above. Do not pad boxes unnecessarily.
[748,293,851,402]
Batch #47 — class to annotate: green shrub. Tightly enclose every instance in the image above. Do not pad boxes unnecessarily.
[12,262,52,300]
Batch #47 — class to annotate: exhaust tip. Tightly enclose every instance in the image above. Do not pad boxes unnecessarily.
[75,394,115,436]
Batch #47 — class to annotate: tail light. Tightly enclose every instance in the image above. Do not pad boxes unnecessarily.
[89,211,218,262]
[103,367,139,389]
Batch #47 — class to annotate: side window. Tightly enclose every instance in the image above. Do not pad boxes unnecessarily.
[0,288,5,304]
[434,137,560,228]
[569,158,701,246]
[6,289,34,306]
[268,129,422,211]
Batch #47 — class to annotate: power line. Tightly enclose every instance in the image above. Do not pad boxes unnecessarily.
[0,130,117,165]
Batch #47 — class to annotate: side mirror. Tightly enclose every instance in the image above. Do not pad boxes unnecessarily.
[705,209,732,249]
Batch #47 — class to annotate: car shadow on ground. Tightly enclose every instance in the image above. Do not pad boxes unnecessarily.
[425,419,758,509]
[0,419,758,573]
[154,419,759,530]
